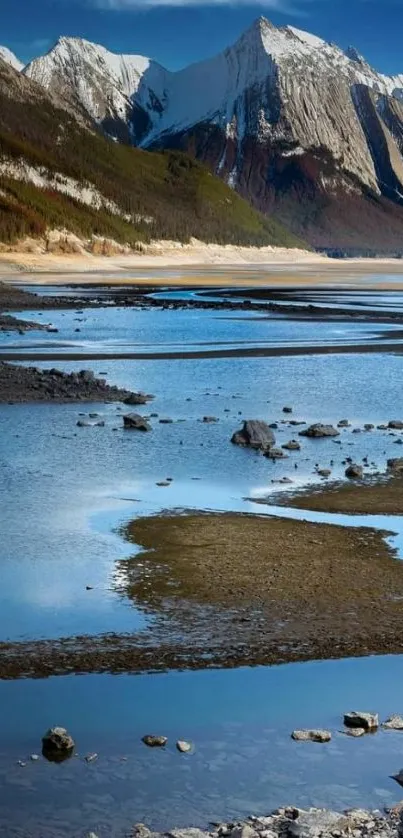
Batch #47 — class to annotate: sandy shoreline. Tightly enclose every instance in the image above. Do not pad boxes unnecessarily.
[3,241,403,288]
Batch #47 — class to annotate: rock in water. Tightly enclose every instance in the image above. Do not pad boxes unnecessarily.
[42,726,75,755]
[383,715,403,730]
[291,729,331,743]
[391,769,403,788]
[389,420,403,429]
[282,440,301,451]
[300,424,340,438]
[343,728,366,737]
[343,711,379,730]
[123,414,151,431]
[231,420,275,451]
[142,734,167,747]
[387,458,403,473]
[124,393,151,406]
[345,464,363,479]
[176,740,192,753]
[264,448,288,460]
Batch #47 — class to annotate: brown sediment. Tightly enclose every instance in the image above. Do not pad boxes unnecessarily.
[3,511,403,679]
[264,475,403,515]
[1,341,403,363]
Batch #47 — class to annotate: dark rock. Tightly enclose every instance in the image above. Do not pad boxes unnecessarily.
[123,414,151,431]
[282,440,301,451]
[42,727,75,757]
[389,421,403,429]
[337,419,350,427]
[283,407,293,414]
[343,711,378,730]
[231,420,276,451]
[317,468,331,477]
[124,393,151,406]
[345,464,363,479]
[159,418,173,424]
[203,416,219,423]
[300,424,339,438]
[387,458,403,473]
[264,448,288,459]
[142,735,167,747]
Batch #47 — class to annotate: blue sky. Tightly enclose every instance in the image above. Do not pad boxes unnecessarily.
[4,0,403,75]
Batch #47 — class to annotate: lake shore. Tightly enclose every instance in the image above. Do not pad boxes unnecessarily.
[131,803,403,838]
[3,242,403,288]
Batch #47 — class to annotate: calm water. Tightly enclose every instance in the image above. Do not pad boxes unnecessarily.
[2,656,403,837]
[2,288,403,835]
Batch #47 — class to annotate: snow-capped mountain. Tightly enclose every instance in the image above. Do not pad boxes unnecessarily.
[0,46,23,72]
[5,18,403,250]
[24,37,170,143]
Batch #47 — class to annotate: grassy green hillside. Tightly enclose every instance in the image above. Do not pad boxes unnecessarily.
[0,60,307,249]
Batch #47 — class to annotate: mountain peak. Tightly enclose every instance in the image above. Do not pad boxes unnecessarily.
[0,46,23,72]
[345,45,367,65]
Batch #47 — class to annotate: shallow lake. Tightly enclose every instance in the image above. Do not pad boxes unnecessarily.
[2,287,403,835]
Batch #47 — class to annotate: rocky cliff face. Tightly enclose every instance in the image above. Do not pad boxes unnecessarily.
[5,18,403,250]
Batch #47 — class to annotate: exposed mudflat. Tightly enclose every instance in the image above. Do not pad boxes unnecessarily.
[270,476,403,515]
[4,510,403,678]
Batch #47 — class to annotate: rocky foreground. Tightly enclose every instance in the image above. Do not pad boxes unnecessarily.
[131,805,403,838]
[0,362,139,403]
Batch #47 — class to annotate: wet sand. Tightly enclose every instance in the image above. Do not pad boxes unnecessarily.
[3,510,403,678]
[1,341,403,363]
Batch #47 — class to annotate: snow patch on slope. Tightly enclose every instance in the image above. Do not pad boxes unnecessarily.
[0,46,24,72]
[0,156,153,225]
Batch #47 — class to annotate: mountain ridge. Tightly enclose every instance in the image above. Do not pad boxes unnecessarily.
[0,53,304,251]
[4,20,403,250]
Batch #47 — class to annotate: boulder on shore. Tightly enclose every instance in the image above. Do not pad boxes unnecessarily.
[231,420,275,452]
[299,424,340,438]
[387,458,403,473]
[345,464,363,479]
[343,711,378,730]
[123,414,151,431]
